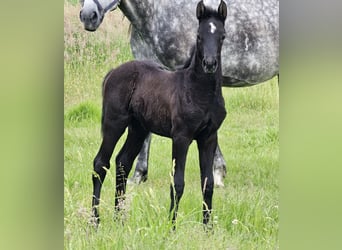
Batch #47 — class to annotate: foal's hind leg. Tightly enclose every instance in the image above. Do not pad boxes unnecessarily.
[92,117,128,225]
[115,122,149,212]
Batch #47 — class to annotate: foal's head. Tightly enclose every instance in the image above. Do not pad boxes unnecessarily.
[196,0,227,74]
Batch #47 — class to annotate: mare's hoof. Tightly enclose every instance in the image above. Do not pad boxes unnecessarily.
[128,171,148,184]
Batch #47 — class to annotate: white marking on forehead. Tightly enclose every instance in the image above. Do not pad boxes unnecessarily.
[209,22,216,34]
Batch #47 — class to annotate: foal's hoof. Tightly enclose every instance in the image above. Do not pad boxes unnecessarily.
[213,168,226,187]
[203,222,214,233]
[128,171,148,184]
[88,216,100,229]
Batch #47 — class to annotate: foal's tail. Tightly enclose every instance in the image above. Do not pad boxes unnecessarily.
[100,104,105,137]
[100,70,114,136]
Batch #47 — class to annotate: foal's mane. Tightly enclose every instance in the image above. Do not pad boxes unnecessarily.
[179,45,196,69]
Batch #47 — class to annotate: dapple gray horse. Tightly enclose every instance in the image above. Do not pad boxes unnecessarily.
[79,0,279,187]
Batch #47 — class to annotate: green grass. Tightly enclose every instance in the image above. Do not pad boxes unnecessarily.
[65,0,79,6]
[64,3,279,249]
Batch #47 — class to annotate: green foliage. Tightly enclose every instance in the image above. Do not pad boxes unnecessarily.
[64,3,279,249]
[65,0,79,6]
[65,101,101,126]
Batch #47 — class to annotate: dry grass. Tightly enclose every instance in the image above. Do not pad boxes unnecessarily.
[64,3,132,109]
[64,2,130,50]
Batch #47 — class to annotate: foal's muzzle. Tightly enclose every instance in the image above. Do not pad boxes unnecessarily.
[202,57,218,74]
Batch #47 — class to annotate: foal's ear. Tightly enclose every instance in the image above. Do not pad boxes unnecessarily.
[196,0,205,20]
[218,0,227,20]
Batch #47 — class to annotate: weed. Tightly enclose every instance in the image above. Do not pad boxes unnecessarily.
[65,101,101,126]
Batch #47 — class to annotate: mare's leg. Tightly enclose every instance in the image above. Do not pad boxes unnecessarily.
[169,135,191,227]
[115,122,149,211]
[92,116,128,224]
[129,133,151,184]
[197,133,218,226]
[129,27,159,185]
[213,145,227,187]
[130,135,227,187]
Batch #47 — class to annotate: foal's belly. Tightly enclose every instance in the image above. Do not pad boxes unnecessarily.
[131,99,173,138]
[140,113,173,138]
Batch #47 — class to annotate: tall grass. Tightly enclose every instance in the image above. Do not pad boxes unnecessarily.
[64,2,279,249]
[64,2,132,109]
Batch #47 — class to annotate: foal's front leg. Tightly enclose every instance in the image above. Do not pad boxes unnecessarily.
[197,133,218,226]
[169,135,191,227]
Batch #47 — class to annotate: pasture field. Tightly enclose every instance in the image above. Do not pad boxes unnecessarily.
[64,2,279,249]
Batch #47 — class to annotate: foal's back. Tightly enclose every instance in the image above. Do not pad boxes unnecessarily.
[103,60,184,137]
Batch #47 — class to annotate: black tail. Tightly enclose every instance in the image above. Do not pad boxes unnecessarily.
[100,104,105,137]
[100,70,113,136]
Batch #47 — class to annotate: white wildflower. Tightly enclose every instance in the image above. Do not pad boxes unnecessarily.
[232,219,239,225]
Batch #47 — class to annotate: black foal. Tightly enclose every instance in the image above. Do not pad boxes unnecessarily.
[92,0,227,227]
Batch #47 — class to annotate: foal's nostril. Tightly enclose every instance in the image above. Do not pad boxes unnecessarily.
[211,59,217,68]
[203,58,218,72]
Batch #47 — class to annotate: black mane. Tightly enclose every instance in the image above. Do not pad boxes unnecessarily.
[177,45,196,70]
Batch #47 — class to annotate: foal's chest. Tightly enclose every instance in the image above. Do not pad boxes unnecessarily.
[179,95,226,138]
